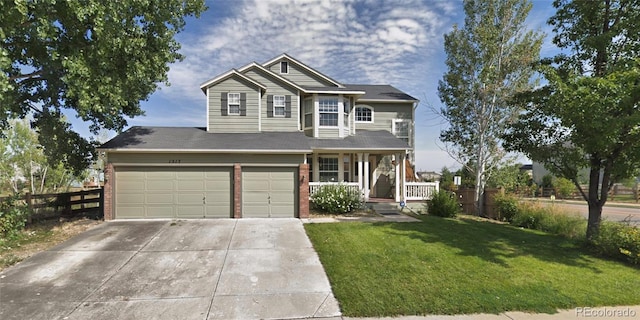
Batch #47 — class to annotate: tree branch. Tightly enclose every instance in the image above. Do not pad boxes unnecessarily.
[9,70,44,81]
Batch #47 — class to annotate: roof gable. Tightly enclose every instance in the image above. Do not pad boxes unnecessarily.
[262,53,344,88]
[237,62,305,92]
[199,69,267,93]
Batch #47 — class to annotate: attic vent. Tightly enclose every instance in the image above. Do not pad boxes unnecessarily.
[280,61,288,74]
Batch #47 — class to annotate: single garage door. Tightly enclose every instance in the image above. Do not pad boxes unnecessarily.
[242,167,297,218]
[115,167,232,219]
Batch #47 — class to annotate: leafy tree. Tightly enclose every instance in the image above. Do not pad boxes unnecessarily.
[439,167,455,190]
[504,0,640,239]
[487,163,531,193]
[438,0,543,216]
[0,0,206,175]
[0,119,76,194]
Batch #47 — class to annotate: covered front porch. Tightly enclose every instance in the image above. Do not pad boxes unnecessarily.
[306,151,439,202]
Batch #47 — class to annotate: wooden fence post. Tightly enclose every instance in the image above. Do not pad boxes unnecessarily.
[25,192,33,224]
[99,188,105,218]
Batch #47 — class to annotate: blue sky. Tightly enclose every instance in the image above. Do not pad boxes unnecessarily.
[81,0,561,172]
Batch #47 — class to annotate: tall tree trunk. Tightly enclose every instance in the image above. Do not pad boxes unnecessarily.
[474,164,485,216]
[586,167,603,240]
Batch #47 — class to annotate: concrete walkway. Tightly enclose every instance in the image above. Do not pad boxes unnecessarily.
[0,219,340,320]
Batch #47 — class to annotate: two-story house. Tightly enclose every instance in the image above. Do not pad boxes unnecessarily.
[100,54,432,220]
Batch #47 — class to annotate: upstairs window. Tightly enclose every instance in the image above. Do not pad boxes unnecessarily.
[319,98,339,127]
[393,119,410,145]
[355,106,373,123]
[228,93,240,115]
[343,98,350,127]
[304,98,313,128]
[274,95,286,117]
[280,61,289,74]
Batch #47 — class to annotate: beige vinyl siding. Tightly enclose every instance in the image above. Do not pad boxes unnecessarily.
[208,77,260,133]
[318,127,339,138]
[353,102,413,132]
[267,60,336,87]
[108,153,304,165]
[243,70,299,132]
[303,128,313,137]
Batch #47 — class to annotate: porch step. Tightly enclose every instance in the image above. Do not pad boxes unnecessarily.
[367,202,400,214]
[367,202,425,215]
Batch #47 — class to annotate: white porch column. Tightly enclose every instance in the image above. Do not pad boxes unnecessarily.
[338,152,344,182]
[371,156,378,198]
[401,153,407,201]
[395,153,401,202]
[363,153,370,200]
[313,153,319,182]
[357,153,363,191]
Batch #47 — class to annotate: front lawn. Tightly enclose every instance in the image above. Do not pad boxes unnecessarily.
[304,216,640,317]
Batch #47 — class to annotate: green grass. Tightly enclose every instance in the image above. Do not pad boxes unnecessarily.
[304,216,640,317]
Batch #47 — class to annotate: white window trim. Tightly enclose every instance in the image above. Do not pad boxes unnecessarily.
[273,95,286,117]
[392,118,411,144]
[228,93,240,115]
[280,61,289,74]
[318,96,340,128]
[318,155,339,182]
[355,105,374,123]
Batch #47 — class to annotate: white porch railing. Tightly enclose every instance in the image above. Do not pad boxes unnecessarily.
[404,182,439,200]
[309,182,362,197]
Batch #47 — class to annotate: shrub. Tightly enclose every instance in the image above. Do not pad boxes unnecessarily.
[494,193,519,222]
[0,195,30,240]
[311,184,363,214]
[554,177,576,199]
[427,190,460,218]
[509,202,586,239]
[592,221,640,265]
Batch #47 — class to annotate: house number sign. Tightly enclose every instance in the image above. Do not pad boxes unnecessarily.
[169,160,181,164]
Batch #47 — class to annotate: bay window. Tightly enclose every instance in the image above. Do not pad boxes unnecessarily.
[319,98,339,127]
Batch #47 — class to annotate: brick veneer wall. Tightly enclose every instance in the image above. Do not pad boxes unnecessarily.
[298,163,309,218]
[103,162,114,220]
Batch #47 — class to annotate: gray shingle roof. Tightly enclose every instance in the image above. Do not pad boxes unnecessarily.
[302,86,365,93]
[100,127,409,153]
[308,130,409,150]
[345,84,418,101]
[99,127,312,152]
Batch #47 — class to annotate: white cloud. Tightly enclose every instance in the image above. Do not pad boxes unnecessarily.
[157,0,457,105]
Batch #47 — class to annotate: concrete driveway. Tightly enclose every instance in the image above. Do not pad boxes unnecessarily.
[0,219,341,320]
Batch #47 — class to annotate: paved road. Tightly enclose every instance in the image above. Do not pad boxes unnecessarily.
[0,219,340,320]
[537,201,640,225]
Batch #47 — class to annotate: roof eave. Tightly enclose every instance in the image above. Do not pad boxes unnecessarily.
[303,90,366,95]
[102,148,312,154]
[356,99,418,103]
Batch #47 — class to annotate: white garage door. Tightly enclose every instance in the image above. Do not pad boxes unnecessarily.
[115,167,232,219]
[242,167,297,218]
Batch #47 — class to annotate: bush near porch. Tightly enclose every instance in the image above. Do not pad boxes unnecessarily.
[310,184,363,214]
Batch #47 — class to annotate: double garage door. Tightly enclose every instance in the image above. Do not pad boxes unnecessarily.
[115,166,296,219]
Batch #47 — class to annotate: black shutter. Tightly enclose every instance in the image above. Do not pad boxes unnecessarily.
[220,93,228,116]
[266,95,274,118]
[239,93,247,116]
[285,95,292,118]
